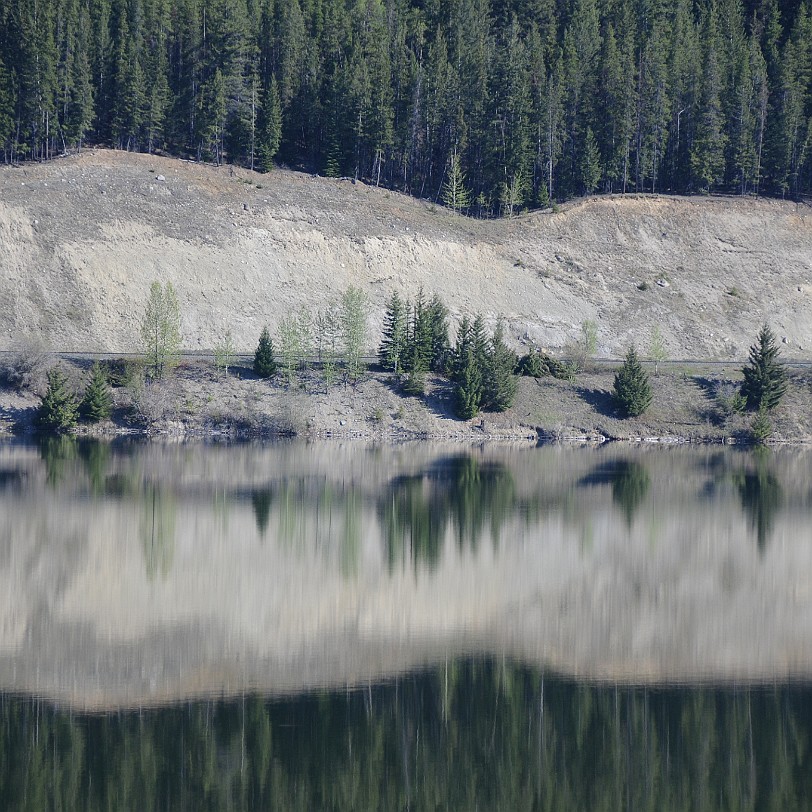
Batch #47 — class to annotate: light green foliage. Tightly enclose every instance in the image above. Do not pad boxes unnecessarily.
[313,303,342,388]
[613,346,653,417]
[500,171,526,218]
[141,281,181,379]
[254,327,277,378]
[441,150,471,213]
[36,367,79,432]
[740,324,788,411]
[214,330,237,375]
[649,326,668,376]
[341,287,368,381]
[279,315,303,386]
[80,362,113,422]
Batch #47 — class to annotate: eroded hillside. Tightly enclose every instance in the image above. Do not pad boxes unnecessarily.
[1,150,811,358]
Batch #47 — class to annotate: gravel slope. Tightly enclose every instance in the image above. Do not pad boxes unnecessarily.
[2,150,811,360]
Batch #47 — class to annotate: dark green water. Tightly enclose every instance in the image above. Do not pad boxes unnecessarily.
[1,439,811,808]
[2,664,811,810]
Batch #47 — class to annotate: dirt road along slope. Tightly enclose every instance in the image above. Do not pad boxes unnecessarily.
[1,150,810,358]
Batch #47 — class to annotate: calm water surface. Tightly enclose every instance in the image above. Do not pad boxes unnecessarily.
[1,438,811,809]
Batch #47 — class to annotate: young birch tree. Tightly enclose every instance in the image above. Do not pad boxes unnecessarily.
[141,281,181,379]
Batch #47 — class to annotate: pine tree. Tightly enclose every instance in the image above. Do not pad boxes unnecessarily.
[740,324,788,411]
[256,77,282,171]
[378,292,407,374]
[452,314,485,419]
[580,127,601,193]
[254,326,277,378]
[690,9,728,192]
[36,367,79,432]
[613,346,652,417]
[455,342,483,419]
[482,320,518,412]
[427,294,450,372]
[441,149,471,212]
[80,362,113,422]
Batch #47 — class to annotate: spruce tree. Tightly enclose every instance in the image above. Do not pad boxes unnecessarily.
[740,324,788,411]
[254,326,277,378]
[613,346,652,417]
[455,342,483,419]
[80,362,112,422]
[427,294,451,373]
[36,367,79,432]
[482,321,518,412]
[378,292,407,374]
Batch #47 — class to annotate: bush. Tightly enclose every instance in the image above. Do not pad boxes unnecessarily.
[0,339,53,393]
[516,348,567,379]
[214,330,237,375]
[80,362,113,422]
[740,324,787,411]
[36,367,79,432]
[613,347,652,417]
[254,326,277,378]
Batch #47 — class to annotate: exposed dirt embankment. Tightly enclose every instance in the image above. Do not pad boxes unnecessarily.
[1,150,811,359]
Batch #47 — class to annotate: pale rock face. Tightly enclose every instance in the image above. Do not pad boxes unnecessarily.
[1,151,811,360]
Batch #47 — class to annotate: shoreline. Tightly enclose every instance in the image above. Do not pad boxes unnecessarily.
[3,360,812,446]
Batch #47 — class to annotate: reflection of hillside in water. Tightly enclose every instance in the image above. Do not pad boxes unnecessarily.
[1,440,812,705]
[1,661,810,810]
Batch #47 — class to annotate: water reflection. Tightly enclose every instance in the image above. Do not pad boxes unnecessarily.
[734,453,784,552]
[379,456,516,570]
[0,440,811,705]
[580,459,651,527]
[0,661,810,810]
[140,485,176,581]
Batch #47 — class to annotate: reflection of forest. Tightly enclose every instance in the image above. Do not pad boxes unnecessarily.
[1,661,810,810]
[379,456,516,569]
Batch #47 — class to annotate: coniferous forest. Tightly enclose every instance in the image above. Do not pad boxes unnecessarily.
[0,0,811,212]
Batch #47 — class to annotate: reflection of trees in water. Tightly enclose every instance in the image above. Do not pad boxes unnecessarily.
[38,435,78,489]
[579,460,651,527]
[1,661,810,810]
[140,485,176,581]
[379,456,516,571]
[77,440,110,495]
[250,478,361,570]
[251,489,274,537]
[733,454,784,552]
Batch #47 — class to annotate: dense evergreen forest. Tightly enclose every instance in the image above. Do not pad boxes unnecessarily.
[0,0,811,211]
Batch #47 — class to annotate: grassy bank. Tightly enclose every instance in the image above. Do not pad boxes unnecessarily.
[2,356,811,444]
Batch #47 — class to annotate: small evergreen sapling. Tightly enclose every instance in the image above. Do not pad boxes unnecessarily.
[36,367,79,432]
[613,347,653,417]
[254,327,277,378]
[80,362,113,422]
[740,325,787,411]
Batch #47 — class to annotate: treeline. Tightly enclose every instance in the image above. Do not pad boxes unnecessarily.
[1,0,811,209]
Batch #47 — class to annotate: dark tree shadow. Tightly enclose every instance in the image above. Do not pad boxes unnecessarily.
[573,386,618,418]
[691,376,728,426]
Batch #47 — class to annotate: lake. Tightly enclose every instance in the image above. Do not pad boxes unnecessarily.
[0,438,810,808]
